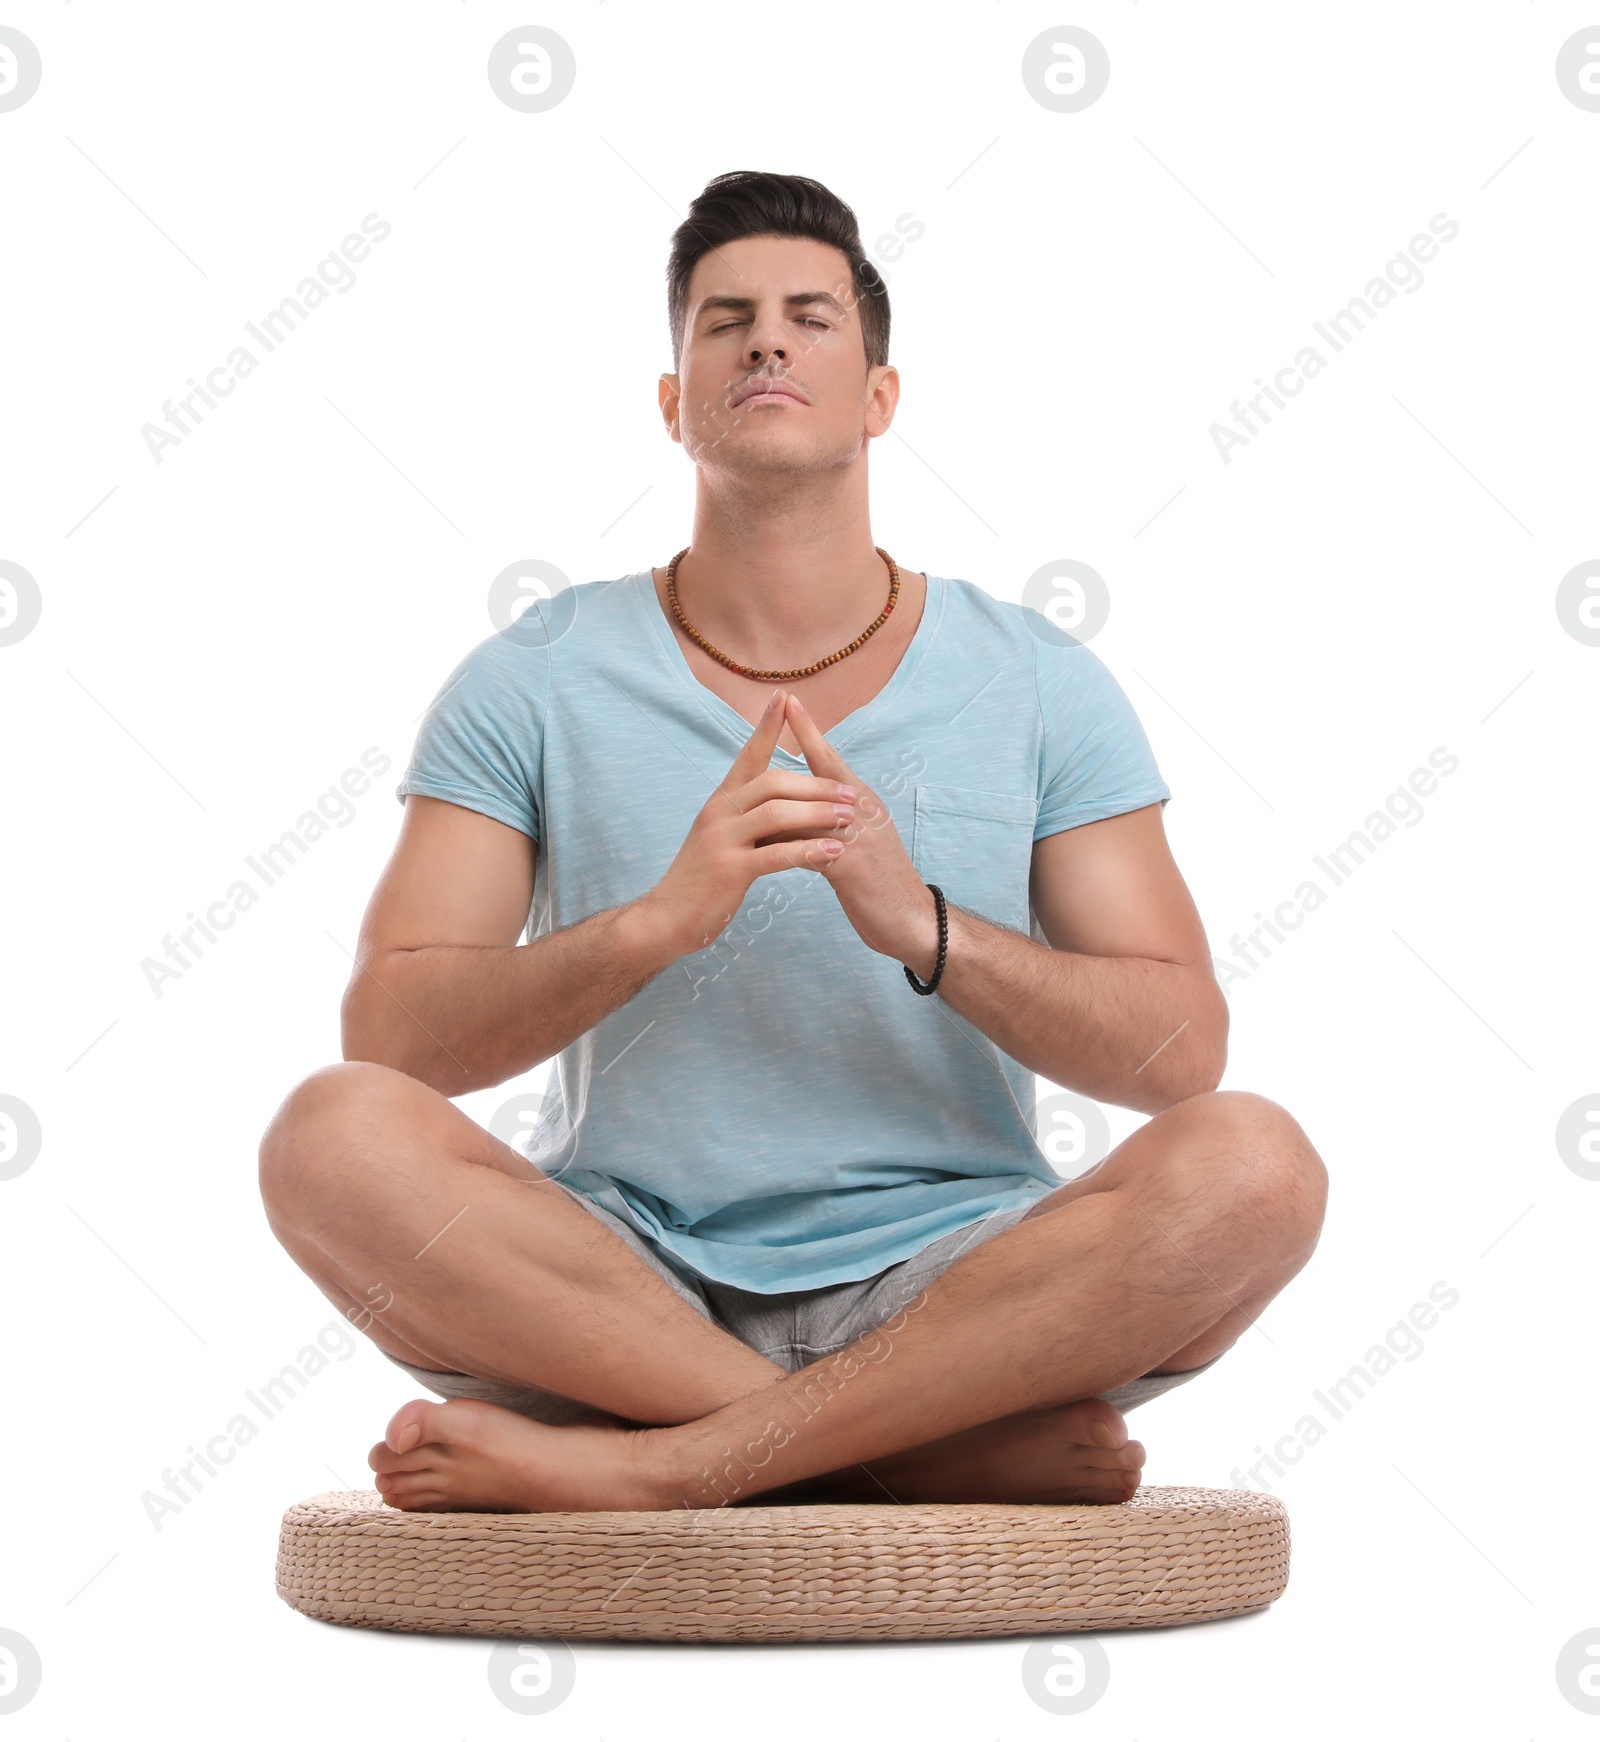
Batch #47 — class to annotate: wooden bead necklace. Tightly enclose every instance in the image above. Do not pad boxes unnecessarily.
[663,546,900,683]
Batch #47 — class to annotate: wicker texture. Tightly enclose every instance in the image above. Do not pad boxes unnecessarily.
[277,1487,1289,1642]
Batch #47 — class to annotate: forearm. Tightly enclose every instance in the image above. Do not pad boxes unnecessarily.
[905,899,1228,1113]
[341,899,681,1096]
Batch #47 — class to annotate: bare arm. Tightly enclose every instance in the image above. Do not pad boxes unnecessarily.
[340,795,677,1096]
[343,691,858,1096]
[774,694,1227,1115]
[916,805,1227,1113]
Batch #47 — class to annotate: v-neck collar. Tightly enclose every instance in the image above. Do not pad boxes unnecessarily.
[629,567,946,763]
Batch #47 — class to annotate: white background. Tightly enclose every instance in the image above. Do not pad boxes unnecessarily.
[2,2,1596,1736]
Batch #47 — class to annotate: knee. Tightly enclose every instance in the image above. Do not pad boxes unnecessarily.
[1163,1089,1328,1254]
[258,1060,419,1227]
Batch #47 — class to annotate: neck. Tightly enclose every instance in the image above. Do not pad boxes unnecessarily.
[676,463,889,651]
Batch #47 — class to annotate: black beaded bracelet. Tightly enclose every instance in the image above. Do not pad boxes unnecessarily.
[904,883,948,996]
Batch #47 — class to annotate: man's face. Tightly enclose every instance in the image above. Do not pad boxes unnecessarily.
[660,232,898,476]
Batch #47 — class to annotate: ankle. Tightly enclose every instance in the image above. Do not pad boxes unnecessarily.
[635,1422,784,1512]
[623,1423,711,1511]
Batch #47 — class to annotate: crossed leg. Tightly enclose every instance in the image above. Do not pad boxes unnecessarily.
[259,1064,1326,1511]
[260,1063,1155,1502]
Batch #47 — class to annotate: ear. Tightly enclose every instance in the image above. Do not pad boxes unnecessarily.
[659,372,682,443]
[863,363,900,439]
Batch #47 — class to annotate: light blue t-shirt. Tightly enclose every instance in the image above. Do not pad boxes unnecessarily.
[395,569,1170,1293]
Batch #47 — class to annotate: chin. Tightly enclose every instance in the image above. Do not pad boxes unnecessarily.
[693,434,846,474]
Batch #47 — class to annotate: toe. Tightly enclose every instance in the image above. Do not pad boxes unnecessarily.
[377,1469,445,1504]
[381,1481,447,1512]
[383,1398,443,1455]
[1066,1398,1128,1449]
[370,1439,443,1476]
[1078,1441,1145,1472]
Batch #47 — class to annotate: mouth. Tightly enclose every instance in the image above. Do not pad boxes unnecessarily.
[732,381,807,409]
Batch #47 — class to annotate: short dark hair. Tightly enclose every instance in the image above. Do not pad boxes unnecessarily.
[666,170,890,372]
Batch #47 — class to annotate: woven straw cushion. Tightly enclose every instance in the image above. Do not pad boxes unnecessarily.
[277,1487,1289,1642]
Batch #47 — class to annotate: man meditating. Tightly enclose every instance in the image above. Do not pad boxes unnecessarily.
[259,170,1326,1514]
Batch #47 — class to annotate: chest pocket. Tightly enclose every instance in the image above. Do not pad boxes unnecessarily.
[911,785,1040,934]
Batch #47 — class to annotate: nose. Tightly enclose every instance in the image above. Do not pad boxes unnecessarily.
[746,302,789,366]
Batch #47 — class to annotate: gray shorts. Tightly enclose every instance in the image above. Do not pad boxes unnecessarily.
[385,1182,1223,1425]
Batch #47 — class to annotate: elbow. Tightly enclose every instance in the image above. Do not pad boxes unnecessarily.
[340,979,397,1071]
[340,964,438,1087]
[1152,980,1230,1107]
[1188,988,1230,1095]
[1203,978,1231,1088]
[1188,1037,1228,1098]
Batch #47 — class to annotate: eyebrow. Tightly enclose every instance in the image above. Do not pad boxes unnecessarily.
[695,290,848,321]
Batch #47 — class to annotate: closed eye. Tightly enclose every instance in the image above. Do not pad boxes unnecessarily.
[709,317,831,334]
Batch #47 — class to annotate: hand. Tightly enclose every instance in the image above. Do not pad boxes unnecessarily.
[781,693,941,977]
[636,687,861,960]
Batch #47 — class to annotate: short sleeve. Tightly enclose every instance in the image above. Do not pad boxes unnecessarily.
[1032,631,1170,840]
[395,621,549,841]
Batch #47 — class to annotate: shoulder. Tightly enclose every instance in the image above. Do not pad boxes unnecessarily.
[921,572,1041,671]
[930,571,1116,687]
[931,572,1028,637]
[433,572,641,694]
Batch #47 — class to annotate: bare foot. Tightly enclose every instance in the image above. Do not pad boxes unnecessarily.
[368,1398,667,1512]
[367,1395,1142,1514]
[752,1398,1146,1506]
